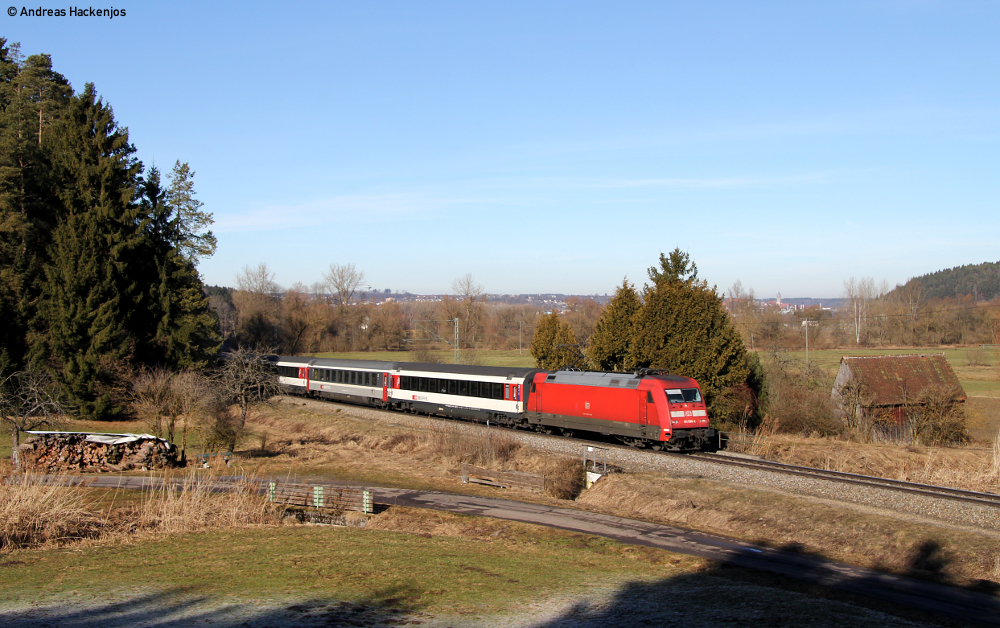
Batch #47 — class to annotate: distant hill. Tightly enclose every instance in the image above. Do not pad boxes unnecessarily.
[896,261,1000,301]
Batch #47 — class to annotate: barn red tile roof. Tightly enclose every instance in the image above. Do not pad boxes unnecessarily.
[838,354,965,407]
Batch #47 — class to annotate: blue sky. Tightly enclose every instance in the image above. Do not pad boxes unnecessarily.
[6,1,998,297]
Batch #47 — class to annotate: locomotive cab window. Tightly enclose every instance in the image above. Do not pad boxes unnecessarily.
[666,388,702,403]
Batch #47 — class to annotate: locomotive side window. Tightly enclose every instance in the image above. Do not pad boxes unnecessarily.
[647,391,654,403]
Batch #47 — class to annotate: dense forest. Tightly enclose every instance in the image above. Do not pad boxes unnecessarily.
[0,40,220,418]
[894,261,1000,302]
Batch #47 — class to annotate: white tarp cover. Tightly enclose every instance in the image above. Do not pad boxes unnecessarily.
[25,431,174,449]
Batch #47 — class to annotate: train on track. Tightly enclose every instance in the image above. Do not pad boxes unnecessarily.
[271,356,721,452]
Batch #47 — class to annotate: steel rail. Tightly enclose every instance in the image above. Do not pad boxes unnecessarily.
[689,452,1000,508]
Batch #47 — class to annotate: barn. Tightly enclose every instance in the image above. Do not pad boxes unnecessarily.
[831,354,966,426]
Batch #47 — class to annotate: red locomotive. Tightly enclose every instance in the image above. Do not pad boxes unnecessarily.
[273,356,719,452]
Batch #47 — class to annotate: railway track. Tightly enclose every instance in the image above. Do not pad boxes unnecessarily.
[305,398,1000,517]
[690,451,1000,509]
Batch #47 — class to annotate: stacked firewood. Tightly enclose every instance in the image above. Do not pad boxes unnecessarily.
[17,433,178,472]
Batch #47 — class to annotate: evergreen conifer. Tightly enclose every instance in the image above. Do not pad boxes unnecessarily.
[587,278,640,371]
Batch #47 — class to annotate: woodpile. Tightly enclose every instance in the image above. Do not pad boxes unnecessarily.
[17,432,178,473]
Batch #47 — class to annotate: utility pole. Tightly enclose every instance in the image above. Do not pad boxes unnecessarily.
[802,319,818,369]
[410,319,460,364]
[519,320,522,355]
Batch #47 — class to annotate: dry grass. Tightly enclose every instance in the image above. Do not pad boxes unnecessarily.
[577,472,1000,589]
[0,474,102,550]
[249,407,583,499]
[766,433,1000,493]
[0,470,281,552]
[129,472,281,534]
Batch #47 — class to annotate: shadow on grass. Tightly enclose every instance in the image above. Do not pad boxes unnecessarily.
[0,587,425,627]
[3,539,1000,627]
[528,544,1000,628]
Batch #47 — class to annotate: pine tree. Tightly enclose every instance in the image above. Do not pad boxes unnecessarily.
[33,83,142,418]
[0,43,72,375]
[629,249,756,410]
[166,160,216,264]
[0,43,222,416]
[587,278,640,371]
[134,165,221,369]
[530,312,579,370]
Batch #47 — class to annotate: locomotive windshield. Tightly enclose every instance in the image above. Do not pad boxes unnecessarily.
[665,388,702,403]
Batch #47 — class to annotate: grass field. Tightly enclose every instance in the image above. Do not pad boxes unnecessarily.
[0,516,699,615]
[782,347,1000,396]
[0,509,950,627]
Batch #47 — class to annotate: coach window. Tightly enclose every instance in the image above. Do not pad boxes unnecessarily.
[469,381,478,397]
[459,380,468,396]
[415,378,425,392]
[437,380,447,394]
[447,380,457,395]
[494,383,504,399]
[374,374,381,387]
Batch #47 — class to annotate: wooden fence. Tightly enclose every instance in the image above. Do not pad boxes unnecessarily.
[266,481,373,514]
[460,463,544,493]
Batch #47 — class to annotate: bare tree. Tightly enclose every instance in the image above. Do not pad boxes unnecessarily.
[843,277,878,345]
[280,282,329,354]
[233,263,281,347]
[131,369,214,462]
[0,370,67,467]
[728,280,763,351]
[452,273,484,347]
[215,346,282,450]
[324,263,365,311]
[132,368,175,440]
